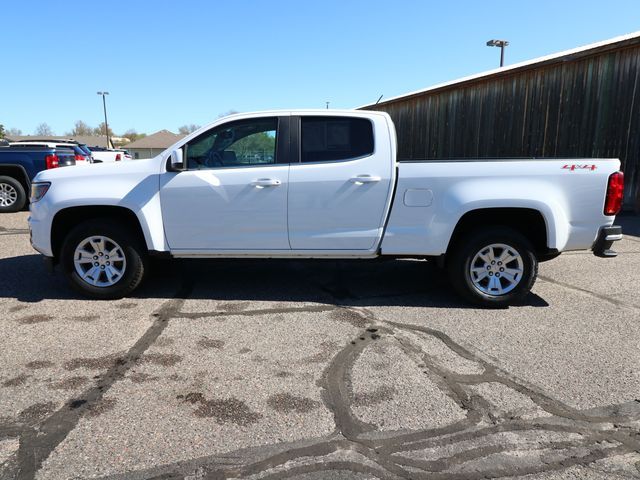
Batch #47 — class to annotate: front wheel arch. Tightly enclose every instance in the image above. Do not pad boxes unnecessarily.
[60,218,147,299]
[51,206,148,260]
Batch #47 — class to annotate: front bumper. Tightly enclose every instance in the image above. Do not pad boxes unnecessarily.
[592,225,622,258]
[27,204,55,257]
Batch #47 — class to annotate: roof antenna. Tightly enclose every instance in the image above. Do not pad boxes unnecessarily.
[375,94,383,105]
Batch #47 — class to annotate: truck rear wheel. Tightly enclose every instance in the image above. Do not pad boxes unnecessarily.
[447,227,538,307]
[0,176,26,213]
[61,219,147,299]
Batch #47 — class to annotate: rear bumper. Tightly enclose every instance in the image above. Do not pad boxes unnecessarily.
[592,225,622,258]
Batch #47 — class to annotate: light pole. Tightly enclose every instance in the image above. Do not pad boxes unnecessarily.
[97,91,110,148]
[486,39,509,67]
[325,101,330,109]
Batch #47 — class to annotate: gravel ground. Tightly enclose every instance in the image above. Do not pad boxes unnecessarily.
[0,211,639,479]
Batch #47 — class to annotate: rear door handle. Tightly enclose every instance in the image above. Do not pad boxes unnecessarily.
[349,175,381,184]
[251,178,281,188]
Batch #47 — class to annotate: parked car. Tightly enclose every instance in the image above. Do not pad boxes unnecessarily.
[28,110,624,306]
[10,139,93,164]
[87,147,130,162]
[0,145,75,212]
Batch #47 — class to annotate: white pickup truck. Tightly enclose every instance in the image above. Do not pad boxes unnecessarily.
[28,110,624,306]
[88,148,131,163]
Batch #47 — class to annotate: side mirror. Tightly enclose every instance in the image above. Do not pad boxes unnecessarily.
[169,149,184,171]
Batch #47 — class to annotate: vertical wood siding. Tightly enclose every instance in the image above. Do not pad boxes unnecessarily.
[366,45,640,208]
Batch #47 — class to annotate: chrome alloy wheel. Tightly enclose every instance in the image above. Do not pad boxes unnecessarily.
[0,182,18,207]
[73,236,127,287]
[469,243,524,296]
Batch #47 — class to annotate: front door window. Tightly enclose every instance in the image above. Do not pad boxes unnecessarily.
[186,118,278,169]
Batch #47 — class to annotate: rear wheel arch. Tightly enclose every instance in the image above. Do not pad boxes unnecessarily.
[0,175,27,212]
[446,207,551,258]
[51,206,148,259]
[447,226,539,307]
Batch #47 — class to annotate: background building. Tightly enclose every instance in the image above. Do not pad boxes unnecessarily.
[361,32,640,211]
[125,130,185,159]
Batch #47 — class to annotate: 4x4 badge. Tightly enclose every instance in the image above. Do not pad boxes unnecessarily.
[562,164,597,171]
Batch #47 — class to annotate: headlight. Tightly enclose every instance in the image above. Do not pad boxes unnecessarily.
[30,182,51,203]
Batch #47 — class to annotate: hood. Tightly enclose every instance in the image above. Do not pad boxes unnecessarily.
[34,156,163,183]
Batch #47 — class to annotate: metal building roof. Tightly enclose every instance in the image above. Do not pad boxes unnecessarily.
[360,31,640,109]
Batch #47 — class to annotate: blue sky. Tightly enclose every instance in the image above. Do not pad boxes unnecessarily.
[2,0,639,135]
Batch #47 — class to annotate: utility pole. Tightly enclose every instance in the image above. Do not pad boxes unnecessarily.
[97,91,110,148]
[486,39,509,67]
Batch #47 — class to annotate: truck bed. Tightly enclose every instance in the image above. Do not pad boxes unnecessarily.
[381,158,621,255]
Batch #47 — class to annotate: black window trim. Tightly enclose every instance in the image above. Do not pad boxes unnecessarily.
[182,115,289,171]
[291,115,376,165]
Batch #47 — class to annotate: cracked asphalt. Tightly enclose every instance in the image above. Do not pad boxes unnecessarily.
[1,211,639,479]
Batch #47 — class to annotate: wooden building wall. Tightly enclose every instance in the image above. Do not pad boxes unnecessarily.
[365,41,640,209]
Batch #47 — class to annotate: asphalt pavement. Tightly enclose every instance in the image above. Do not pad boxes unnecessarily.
[1,211,639,479]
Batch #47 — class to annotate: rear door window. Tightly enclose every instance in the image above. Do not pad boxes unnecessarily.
[300,117,374,163]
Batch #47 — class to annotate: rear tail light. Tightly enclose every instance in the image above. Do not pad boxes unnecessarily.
[115,153,121,161]
[604,171,624,215]
[75,154,86,162]
[45,154,59,169]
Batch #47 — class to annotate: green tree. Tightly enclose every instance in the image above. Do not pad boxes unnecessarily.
[233,131,276,162]
[34,123,54,136]
[0,124,5,139]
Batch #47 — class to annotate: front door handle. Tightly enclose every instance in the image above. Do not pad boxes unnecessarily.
[349,175,381,184]
[251,178,281,188]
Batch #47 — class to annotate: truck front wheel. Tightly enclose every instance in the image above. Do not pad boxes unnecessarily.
[448,227,538,307]
[60,219,147,299]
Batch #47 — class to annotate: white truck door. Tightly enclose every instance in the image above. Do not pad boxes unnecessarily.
[288,114,394,250]
[160,116,290,250]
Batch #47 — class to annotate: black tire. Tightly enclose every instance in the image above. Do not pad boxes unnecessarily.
[447,227,538,308]
[60,219,147,299]
[0,176,27,213]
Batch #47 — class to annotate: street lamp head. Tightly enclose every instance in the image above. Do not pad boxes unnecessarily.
[96,91,109,95]
[486,39,509,47]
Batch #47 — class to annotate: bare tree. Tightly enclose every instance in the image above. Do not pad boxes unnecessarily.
[68,120,93,136]
[93,122,114,138]
[178,124,201,135]
[34,123,54,136]
[7,127,23,136]
[122,129,147,142]
[217,110,239,118]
